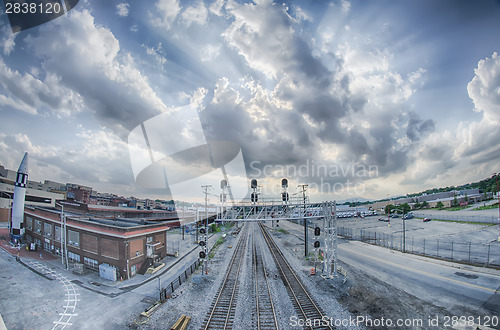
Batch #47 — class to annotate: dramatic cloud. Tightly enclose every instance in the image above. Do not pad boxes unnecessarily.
[1,0,499,201]
[0,58,83,116]
[23,9,167,135]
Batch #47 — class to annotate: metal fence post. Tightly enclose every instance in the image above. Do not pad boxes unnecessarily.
[468,243,471,263]
[437,239,439,258]
[487,244,490,267]
[451,242,453,261]
[411,237,414,253]
[423,238,426,255]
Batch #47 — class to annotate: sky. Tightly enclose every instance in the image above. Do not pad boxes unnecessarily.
[0,0,499,203]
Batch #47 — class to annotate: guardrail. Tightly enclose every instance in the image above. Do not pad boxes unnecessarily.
[338,227,500,269]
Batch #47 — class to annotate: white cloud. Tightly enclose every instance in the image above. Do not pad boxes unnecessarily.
[209,0,225,16]
[200,44,221,62]
[181,1,208,27]
[0,58,83,116]
[0,129,134,191]
[116,3,130,17]
[1,26,16,55]
[153,0,181,30]
[467,52,500,123]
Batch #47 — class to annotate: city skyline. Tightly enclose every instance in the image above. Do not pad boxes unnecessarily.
[1,0,500,202]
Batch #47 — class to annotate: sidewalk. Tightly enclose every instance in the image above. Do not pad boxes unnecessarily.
[0,227,224,297]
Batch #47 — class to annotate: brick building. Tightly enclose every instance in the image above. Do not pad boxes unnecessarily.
[23,206,180,280]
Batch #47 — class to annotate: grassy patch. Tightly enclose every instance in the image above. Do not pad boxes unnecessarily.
[472,203,498,211]
[208,236,225,259]
[445,205,470,211]
[276,228,289,234]
[431,219,496,226]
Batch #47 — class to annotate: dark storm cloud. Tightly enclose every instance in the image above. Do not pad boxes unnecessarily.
[406,111,435,142]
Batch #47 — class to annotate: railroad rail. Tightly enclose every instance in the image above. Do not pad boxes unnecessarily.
[201,225,247,329]
[252,224,279,330]
[259,223,333,330]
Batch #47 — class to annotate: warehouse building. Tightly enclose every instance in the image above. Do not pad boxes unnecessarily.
[23,206,180,281]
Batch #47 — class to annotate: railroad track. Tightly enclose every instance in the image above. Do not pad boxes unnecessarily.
[201,225,247,329]
[259,223,333,330]
[252,224,279,330]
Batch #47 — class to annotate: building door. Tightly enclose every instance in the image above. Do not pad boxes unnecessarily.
[147,245,153,257]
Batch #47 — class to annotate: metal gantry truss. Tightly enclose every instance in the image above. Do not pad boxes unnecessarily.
[214,199,339,278]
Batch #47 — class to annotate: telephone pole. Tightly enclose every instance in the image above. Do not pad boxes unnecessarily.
[201,185,212,274]
[299,184,309,257]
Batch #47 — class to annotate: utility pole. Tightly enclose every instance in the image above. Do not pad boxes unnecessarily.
[202,185,211,274]
[496,173,500,242]
[299,184,308,257]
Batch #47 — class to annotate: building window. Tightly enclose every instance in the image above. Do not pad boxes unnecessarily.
[67,230,80,248]
[54,226,61,242]
[84,257,99,272]
[26,217,32,231]
[68,251,80,263]
[146,236,153,243]
[43,223,52,238]
[34,238,41,248]
[131,264,137,276]
[43,242,51,252]
[34,220,42,235]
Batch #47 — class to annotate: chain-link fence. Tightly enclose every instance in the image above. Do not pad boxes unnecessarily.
[337,227,500,268]
[411,212,498,224]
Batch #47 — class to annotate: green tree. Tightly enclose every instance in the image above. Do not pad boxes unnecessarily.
[436,201,444,209]
[421,201,429,208]
[385,204,396,215]
[398,203,411,214]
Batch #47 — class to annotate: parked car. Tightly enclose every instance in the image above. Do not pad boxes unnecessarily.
[403,214,414,220]
[423,218,431,222]
[378,217,389,222]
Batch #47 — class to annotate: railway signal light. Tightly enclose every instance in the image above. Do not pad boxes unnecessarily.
[251,179,258,189]
[314,241,320,248]
[314,227,321,236]
[251,192,258,203]
[199,251,206,259]
[199,241,206,247]
[282,192,289,202]
[199,228,206,234]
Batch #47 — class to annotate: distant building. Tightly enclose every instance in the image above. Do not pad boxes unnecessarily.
[66,183,92,204]
[0,182,65,222]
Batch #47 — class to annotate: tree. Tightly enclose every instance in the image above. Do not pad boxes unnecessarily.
[436,201,444,209]
[421,201,429,208]
[399,203,411,214]
[385,204,396,215]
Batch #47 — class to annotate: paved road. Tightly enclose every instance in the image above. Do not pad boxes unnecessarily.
[276,219,500,317]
